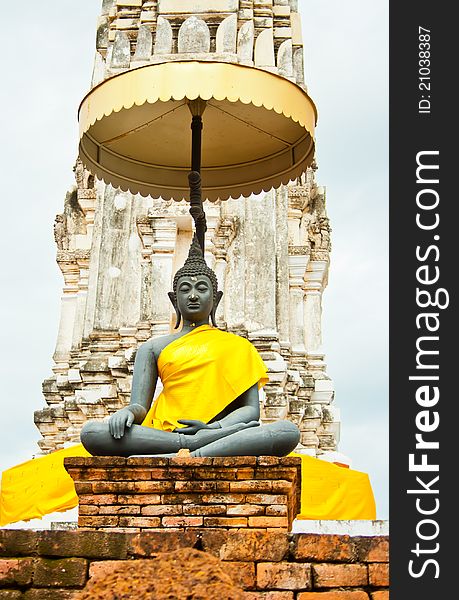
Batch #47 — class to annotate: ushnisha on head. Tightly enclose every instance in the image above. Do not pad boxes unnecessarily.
[168,234,223,328]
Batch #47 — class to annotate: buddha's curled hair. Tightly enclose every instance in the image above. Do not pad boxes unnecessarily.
[172,234,219,303]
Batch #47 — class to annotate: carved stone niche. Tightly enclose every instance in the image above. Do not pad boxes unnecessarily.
[158,0,239,14]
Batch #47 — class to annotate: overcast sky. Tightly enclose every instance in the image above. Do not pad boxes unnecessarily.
[0,1,388,521]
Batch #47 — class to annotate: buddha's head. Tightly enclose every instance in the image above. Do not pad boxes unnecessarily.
[168,235,223,328]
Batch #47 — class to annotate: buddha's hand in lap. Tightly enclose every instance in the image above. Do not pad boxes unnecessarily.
[108,407,135,439]
[176,419,260,435]
[176,419,215,434]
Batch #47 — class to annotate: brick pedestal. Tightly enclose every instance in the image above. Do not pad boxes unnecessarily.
[65,456,302,532]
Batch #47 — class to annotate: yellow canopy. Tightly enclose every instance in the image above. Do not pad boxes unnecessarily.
[78,61,317,201]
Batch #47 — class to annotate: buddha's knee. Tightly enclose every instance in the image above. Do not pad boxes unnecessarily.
[269,420,300,456]
[80,420,110,453]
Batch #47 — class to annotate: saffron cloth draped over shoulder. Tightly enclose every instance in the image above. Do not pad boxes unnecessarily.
[142,324,268,432]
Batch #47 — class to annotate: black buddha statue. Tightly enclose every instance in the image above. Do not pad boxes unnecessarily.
[80,236,300,457]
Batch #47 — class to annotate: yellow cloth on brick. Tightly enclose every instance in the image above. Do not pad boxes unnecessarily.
[292,453,376,520]
[142,325,269,432]
[0,327,376,525]
[0,444,90,527]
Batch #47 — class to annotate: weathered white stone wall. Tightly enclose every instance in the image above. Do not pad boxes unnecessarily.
[92,0,306,89]
[35,0,338,457]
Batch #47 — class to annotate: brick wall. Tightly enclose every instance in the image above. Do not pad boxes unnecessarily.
[0,529,389,598]
[65,455,302,532]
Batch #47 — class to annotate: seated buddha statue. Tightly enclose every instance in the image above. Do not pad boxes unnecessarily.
[1,237,376,527]
[80,235,300,458]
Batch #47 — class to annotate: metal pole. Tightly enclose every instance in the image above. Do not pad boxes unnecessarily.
[188,171,205,253]
[191,115,202,173]
[187,100,207,254]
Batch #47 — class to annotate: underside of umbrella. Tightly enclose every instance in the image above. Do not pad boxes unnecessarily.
[78,60,317,202]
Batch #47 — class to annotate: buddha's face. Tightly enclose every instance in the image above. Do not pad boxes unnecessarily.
[176,275,214,323]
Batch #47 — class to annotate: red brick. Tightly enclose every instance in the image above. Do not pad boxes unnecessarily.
[92,481,136,493]
[103,528,141,533]
[125,457,169,467]
[202,493,245,504]
[226,561,256,589]
[141,504,183,516]
[162,468,195,480]
[356,537,389,563]
[194,468,238,480]
[255,468,297,481]
[33,557,88,587]
[256,457,283,466]
[79,505,99,515]
[369,563,389,587]
[35,530,129,559]
[266,505,287,516]
[127,531,199,556]
[230,480,273,492]
[248,517,288,529]
[236,468,255,479]
[213,457,257,467]
[298,593,369,600]
[371,592,389,600]
[162,493,203,504]
[0,590,23,599]
[118,516,161,528]
[73,482,93,494]
[293,535,356,562]
[0,530,38,556]
[169,456,214,467]
[216,481,231,492]
[65,456,126,468]
[78,515,119,528]
[23,589,76,599]
[272,457,301,466]
[183,504,227,516]
[99,505,140,515]
[0,558,34,586]
[210,531,289,562]
[175,480,216,492]
[106,468,153,480]
[243,593,294,600]
[194,529,227,557]
[257,562,311,590]
[141,468,171,478]
[162,516,203,527]
[134,480,174,493]
[78,494,117,505]
[227,504,265,516]
[271,481,295,493]
[246,494,287,505]
[73,468,110,480]
[137,528,183,533]
[203,517,248,528]
[117,494,161,505]
[312,564,368,588]
[89,560,121,579]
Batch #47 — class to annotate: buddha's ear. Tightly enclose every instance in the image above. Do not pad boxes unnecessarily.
[168,292,181,329]
[210,291,224,327]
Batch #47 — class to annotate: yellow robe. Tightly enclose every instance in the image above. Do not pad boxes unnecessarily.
[143,325,269,431]
[0,326,376,526]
